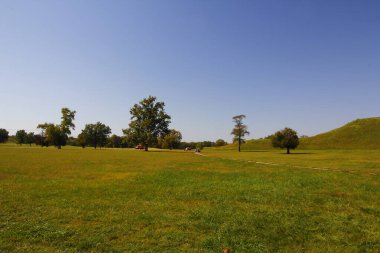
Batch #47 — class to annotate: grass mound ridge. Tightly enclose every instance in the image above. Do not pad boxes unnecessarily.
[301,117,380,149]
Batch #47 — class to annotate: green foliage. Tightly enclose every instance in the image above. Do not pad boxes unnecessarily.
[25,132,35,146]
[125,96,171,151]
[80,122,111,149]
[15,130,28,145]
[60,108,76,135]
[37,108,76,149]
[107,134,123,148]
[0,128,9,143]
[37,124,67,149]
[159,129,182,149]
[77,132,87,148]
[231,115,249,152]
[215,139,227,146]
[271,128,299,154]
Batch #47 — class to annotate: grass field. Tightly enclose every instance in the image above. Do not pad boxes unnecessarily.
[1,145,379,252]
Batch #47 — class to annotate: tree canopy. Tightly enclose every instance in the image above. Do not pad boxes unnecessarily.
[231,115,249,152]
[159,129,182,149]
[215,139,227,146]
[15,130,28,145]
[124,96,171,151]
[271,127,299,154]
[37,108,76,149]
[80,122,111,149]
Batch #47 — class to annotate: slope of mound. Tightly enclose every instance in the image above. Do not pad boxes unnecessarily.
[300,117,380,149]
[218,117,380,150]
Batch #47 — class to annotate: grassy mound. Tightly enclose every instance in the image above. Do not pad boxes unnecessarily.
[220,117,380,150]
[300,117,380,149]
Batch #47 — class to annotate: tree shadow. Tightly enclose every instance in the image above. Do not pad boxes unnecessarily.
[241,150,269,153]
[280,152,315,155]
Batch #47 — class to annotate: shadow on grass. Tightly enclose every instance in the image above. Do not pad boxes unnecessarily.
[241,150,269,153]
[280,152,315,155]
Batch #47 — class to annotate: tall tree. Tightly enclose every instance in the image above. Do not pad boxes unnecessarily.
[271,127,299,154]
[37,108,76,149]
[125,96,171,151]
[15,130,28,145]
[231,115,249,152]
[0,128,9,143]
[60,108,76,135]
[80,122,111,149]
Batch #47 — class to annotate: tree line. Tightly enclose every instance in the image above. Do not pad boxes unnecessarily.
[1,96,299,153]
[0,96,228,151]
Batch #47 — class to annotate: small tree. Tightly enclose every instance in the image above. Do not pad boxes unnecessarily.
[125,96,171,151]
[271,127,299,154]
[215,139,227,146]
[25,132,35,146]
[160,129,182,149]
[15,130,28,145]
[80,122,111,149]
[231,115,249,152]
[0,128,9,143]
[107,134,123,148]
[77,132,87,148]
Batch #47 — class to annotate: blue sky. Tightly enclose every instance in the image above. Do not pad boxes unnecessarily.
[1,0,379,142]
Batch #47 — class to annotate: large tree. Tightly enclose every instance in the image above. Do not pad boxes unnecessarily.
[37,107,76,149]
[271,127,299,154]
[231,115,249,152]
[80,122,111,149]
[0,128,9,143]
[124,96,171,151]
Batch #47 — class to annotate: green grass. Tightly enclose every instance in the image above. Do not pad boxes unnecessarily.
[1,145,380,252]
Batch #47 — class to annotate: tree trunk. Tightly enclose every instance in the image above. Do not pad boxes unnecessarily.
[238,137,241,152]
[144,144,148,151]
[287,147,290,154]
[58,145,61,149]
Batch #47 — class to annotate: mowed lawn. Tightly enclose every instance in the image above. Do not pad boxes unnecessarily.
[1,146,379,252]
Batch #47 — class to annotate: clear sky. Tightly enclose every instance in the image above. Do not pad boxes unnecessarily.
[1,0,379,142]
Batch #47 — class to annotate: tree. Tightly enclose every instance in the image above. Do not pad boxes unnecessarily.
[38,124,67,148]
[15,130,28,145]
[215,139,227,146]
[77,132,87,148]
[60,108,76,135]
[34,134,49,147]
[37,108,76,149]
[125,96,171,151]
[80,122,111,149]
[107,134,123,148]
[231,115,249,152]
[271,127,299,154]
[25,132,35,146]
[0,128,9,143]
[160,129,182,149]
